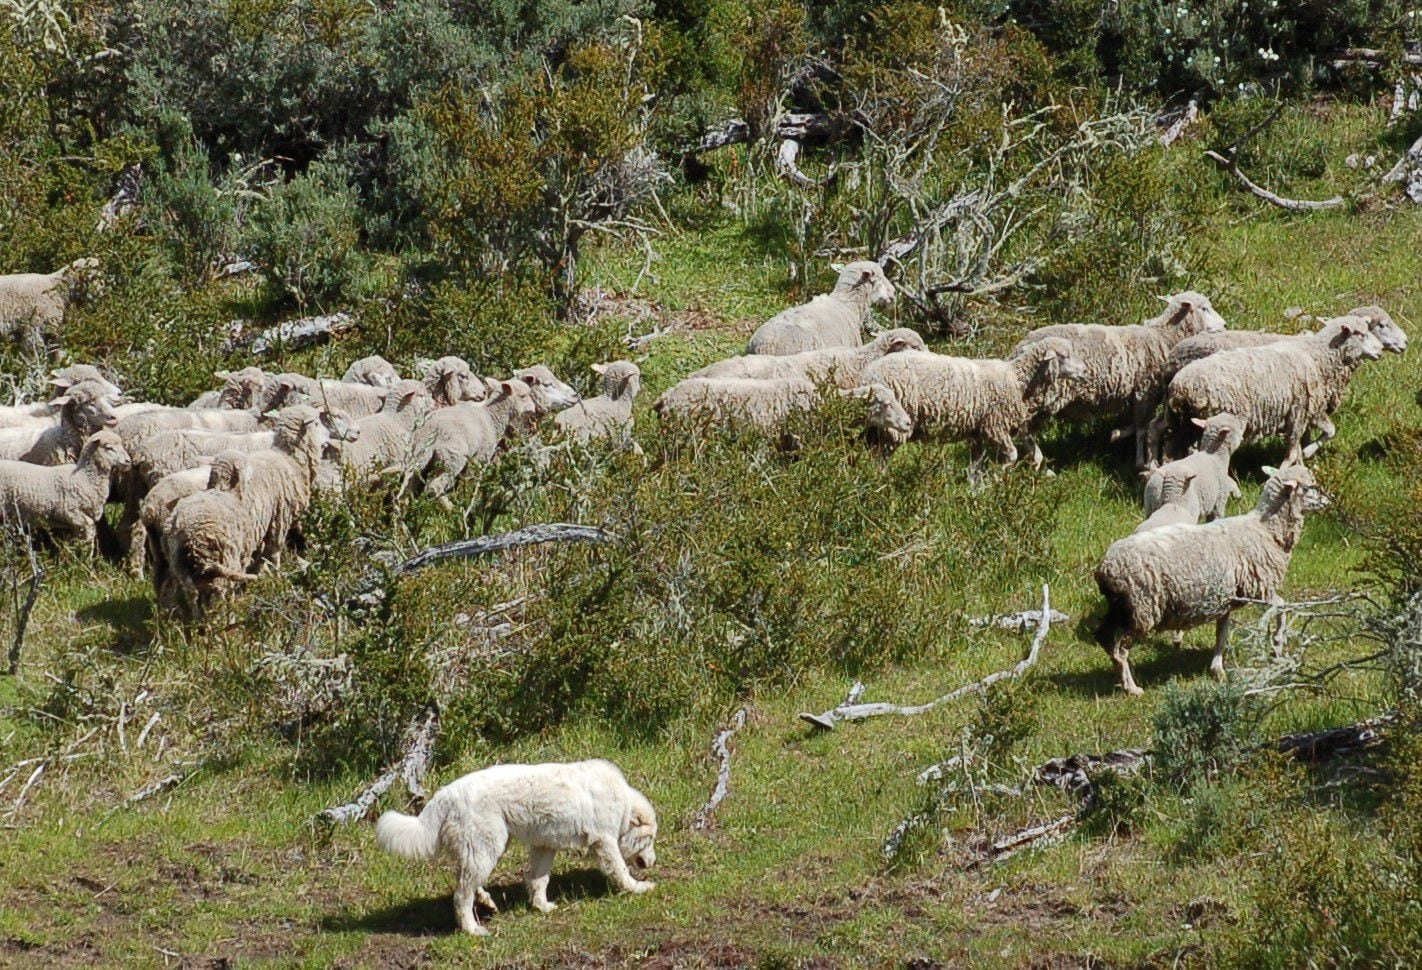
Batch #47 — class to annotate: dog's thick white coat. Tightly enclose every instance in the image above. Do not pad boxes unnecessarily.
[376,759,657,936]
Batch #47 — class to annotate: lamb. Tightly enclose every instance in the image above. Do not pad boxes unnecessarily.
[1133,473,1202,534]
[0,257,100,357]
[424,357,488,407]
[0,380,120,464]
[1142,413,1244,522]
[160,454,257,618]
[512,365,581,418]
[689,328,925,388]
[0,430,130,551]
[331,380,435,481]
[1094,463,1330,695]
[412,380,537,504]
[856,337,1087,464]
[1162,316,1385,465]
[342,355,401,388]
[652,376,821,433]
[746,261,897,355]
[0,364,121,430]
[553,361,642,448]
[1009,291,1228,468]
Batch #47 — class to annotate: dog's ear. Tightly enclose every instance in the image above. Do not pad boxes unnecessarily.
[629,805,653,829]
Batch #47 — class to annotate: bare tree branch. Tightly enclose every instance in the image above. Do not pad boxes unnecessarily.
[691,708,748,831]
[1204,150,1344,211]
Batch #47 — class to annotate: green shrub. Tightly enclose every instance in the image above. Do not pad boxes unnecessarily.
[1151,679,1258,790]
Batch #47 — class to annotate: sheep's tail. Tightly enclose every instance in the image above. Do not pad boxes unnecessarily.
[376,802,442,860]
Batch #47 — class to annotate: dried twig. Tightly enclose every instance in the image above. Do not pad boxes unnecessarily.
[799,585,1052,730]
[222,312,355,356]
[393,523,616,575]
[1158,99,1198,147]
[691,708,748,831]
[1204,150,1344,211]
[7,534,44,675]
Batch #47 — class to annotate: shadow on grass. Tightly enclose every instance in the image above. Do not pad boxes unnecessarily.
[321,868,616,937]
[1048,636,1225,699]
[75,596,153,652]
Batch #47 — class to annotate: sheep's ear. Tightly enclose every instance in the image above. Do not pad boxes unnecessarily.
[1157,295,1171,304]
[1190,417,1208,429]
[860,269,875,282]
[1261,464,1280,478]
[500,380,519,395]
[591,362,608,374]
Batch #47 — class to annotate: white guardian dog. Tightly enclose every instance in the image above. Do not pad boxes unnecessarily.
[376,758,658,936]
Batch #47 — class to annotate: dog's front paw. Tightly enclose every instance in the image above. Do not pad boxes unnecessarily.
[630,879,656,894]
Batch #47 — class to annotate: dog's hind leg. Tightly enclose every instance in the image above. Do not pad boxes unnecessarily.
[592,836,655,895]
[453,821,507,936]
[526,847,557,913]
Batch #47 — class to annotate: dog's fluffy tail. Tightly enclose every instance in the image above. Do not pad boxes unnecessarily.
[376,804,441,860]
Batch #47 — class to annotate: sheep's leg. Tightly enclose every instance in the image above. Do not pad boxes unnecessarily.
[1132,399,1157,469]
[1301,416,1336,461]
[127,521,147,577]
[78,521,98,558]
[592,836,654,895]
[1210,614,1231,680]
[452,824,504,937]
[988,428,1018,465]
[1145,414,1167,470]
[1113,641,1142,697]
[525,847,557,913]
[1029,438,1043,471]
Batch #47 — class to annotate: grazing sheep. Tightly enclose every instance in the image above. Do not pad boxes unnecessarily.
[115,406,262,454]
[857,338,1087,464]
[0,365,121,430]
[690,328,925,388]
[342,355,400,388]
[413,380,538,504]
[160,453,257,618]
[1094,464,1330,695]
[1163,316,1385,465]
[332,380,435,481]
[424,357,488,407]
[1142,413,1244,522]
[1010,291,1228,468]
[0,430,129,551]
[652,376,821,432]
[746,261,897,355]
[129,427,278,491]
[850,382,915,452]
[512,365,581,418]
[0,380,120,464]
[130,464,214,579]
[553,361,642,448]
[265,373,387,418]
[0,258,100,357]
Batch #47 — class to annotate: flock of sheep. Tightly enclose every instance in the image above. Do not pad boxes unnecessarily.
[0,256,1408,691]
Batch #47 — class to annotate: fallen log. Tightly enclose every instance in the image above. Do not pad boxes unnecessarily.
[799,585,1052,730]
[691,708,748,832]
[969,609,1070,632]
[1204,150,1344,211]
[320,706,440,825]
[394,523,616,575]
[222,312,356,356]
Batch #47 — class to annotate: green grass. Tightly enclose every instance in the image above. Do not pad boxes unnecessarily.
[2,107,1421,968]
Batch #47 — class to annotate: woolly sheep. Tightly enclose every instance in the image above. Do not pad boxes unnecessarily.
[331,380,435,481]
[1142,412,1244,522]
[0,258,100,356]
[857,338,1087,464]
[850,382,915,452]
[652,376,821,433]
[1094,464,1329,695]
[115,406,263,454]
[0,430,129,551]
[0,380,120,464]
[342,355,401,388]
[411,380,538,504]
[264,373,387,418]
[130,464,214,579]
[746,261,896,356]
[512,365,581,417]
[1010,291,1228,468]
[1163,316,1384,466]
[690,328,925,388]
[553,361,642,448]
[1133,473,1203,535]
[424,357,488,407]
[0,364,121,430]
[160,453,257,618]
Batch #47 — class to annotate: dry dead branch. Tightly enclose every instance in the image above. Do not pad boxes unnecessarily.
[800,586,1052,731]
[320,706,440,825]
[691,708,748,832]
[6,533,44,675]
[394,523,616,575]
[1158,100,1199,147]
[222,312,356,356]
[1204,150,1344,211]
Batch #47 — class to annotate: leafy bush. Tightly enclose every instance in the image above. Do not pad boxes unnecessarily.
[1151,679,1258,790]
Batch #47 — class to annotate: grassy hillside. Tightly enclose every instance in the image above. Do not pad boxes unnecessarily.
[2,94,1421,967]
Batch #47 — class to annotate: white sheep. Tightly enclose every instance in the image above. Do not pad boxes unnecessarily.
[0,364,121,429]
[652,376,821,433]
[512,365,581,418]
[1163,316,1385,465]
[342,355,401,388]
[331,379,435,482]
[553,361,642,448]
[857,337,1087,464]
[0,258,100,356]
[130,464,214,579]
[160,453,258,618]
[424,357,488,407]
[746,261,897,356]
[1133,472,1203,534]
[1142,412,1244,522]
[0,380,120,464]
[263,373,386,418]
[0,430,129,551]
[411,380,538,504]
[115,406,263,455]
[1094,463,1330,695]
[849,382,915,452]
[690,328,925,388]
[1010,291,1228,468]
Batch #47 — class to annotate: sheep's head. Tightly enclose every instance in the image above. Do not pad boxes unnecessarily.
[618,794,658,871]
[1329,318,1385,364]
[1154,291,1226,336]
[1348,305,1408,354]
[318,407,360,444]
[50,365,121,402]
[1034,337,1087,382]
[383,379,434,416]
[591,361,642,401]
[1191,412,1246,454]
[871,328,926,356]
[833,260,896,307]
[487,379,539,435]
[845,383,913,450]
[514,365,580,415]
[344,355,400,388]
[215,367,269,409]
[207,451,251,496]
[424,356,486,406]
[79,430,130,472]
[54,379,120,431]
[1260,464,1331,516]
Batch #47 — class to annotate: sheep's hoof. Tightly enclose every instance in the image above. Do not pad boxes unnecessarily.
[1122,683,1144,697]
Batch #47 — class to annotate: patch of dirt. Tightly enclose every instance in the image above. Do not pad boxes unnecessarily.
[638,940,762,969]
[329,934,437,970]
[1170,896,1231,929]
[572,288,733,337]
